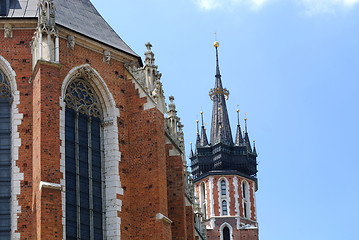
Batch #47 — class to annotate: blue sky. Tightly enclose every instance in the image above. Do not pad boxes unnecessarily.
[92,1,359,239]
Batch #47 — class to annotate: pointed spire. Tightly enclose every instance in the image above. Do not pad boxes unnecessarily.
[209,41,233,145]
[200,112,209,146]
[196,120,200,153]
[190,142,194,158]
[235,109,243,145]
[244,115,252,152]
[253,140,257,156]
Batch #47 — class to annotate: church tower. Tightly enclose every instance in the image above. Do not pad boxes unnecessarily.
[191,42,259,240]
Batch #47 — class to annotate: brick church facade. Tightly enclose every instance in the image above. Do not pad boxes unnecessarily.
[0,0,202,239]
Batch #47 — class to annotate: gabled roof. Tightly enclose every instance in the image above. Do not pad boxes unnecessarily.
[3,0,139,58]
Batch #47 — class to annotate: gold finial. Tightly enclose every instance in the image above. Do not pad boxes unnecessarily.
[245,113,248,116]
[244,118,247,121]
[237,109,239,113]
[243,130,245,133]
[196,120,199,123]
[253,140,256,143]
[214,41,219,48]
[218,108,222,111]
[200,111,203,114]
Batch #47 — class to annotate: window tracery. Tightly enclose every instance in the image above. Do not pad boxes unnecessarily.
[64,78,102,118]
[0,72,11,99]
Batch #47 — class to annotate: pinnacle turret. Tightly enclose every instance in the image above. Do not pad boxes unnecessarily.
[200,112,209,146]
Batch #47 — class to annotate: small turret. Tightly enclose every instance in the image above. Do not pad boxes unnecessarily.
[235,109,243,145]
[200,112,209,146]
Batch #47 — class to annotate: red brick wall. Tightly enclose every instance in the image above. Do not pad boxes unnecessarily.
[165,142,187,239]
[185,206,195,240]
[194,175,259,240]
[0,24,188,239]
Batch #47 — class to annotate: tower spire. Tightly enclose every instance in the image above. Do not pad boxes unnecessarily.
[209,41,233,145]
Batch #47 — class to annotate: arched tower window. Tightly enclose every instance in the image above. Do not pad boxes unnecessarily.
[221,180,226,196]
[0,70,12,239]
[242,181,250,219]
[64,79,104,239]
[200,182,207,219]
[223,226,230,240]
[222,200,228,215]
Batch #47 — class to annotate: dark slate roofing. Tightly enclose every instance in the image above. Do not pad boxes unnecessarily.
[210,47,233,145]
[3,0,139,58]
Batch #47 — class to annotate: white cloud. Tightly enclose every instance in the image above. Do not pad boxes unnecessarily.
[195,0,359,13]
[298,0,359,15]
[195,0,269,11]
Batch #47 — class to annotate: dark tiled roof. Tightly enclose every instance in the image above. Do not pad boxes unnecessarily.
[3,0,139,57]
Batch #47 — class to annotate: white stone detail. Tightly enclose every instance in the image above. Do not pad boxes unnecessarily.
[209,177,214,220]
[4,23,13,39]
[217,177,231,216]
[233,177,240,217]
[0,55,23,240]
[60,64,122,239]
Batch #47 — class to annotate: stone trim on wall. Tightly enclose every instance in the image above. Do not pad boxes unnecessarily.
[217,177,231,216]
[60,64,122,239]
[0,55,24,240]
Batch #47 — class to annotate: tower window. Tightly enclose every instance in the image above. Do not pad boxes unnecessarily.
[244,202,247,218]
[221,180,226,196]
[65,79,104,240]
[223,226,230,240]
[222,200,228,215]
[242,182,246,198]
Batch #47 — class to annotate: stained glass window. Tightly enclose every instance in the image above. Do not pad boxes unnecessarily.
[0,71,11,239]
[65,79,103,240]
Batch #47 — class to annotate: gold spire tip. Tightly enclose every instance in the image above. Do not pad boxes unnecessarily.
[200,111,203,114]
[245,113,248,115]
[237,109,239,112]
[244,118,247,121]
[196,120,199,123]
[218,108,222,111]
[214,41,219,48]
[253,140,256,143]
[190,142,192,145]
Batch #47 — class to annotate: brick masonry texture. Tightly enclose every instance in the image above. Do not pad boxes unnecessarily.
[195,175,258,240]
[0,24,195,239]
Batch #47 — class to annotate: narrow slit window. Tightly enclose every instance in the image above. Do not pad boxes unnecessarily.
[221,180,226,196]
[222,200,228,215]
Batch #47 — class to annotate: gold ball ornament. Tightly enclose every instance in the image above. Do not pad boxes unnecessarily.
[214,41,219,48]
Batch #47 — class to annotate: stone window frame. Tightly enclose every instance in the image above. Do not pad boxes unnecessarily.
[241,180,251,219]
[0,55,23,240]
[219,222,233,240]
[200,181,207,219]
[60,64,122,239]
[217,177,230,216]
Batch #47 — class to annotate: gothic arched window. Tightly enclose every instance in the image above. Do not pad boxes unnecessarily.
[0,70,11,239]
[223,226,230,240]
[65,79,104,240]
[221,180,226,196]
[222,200,228,215]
